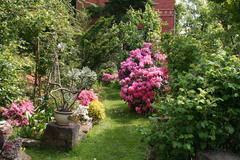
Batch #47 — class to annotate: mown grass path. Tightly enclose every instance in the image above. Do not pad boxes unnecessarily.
[27,87,149,160]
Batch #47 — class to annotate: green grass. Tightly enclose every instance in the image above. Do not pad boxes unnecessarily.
[26,87,149,160]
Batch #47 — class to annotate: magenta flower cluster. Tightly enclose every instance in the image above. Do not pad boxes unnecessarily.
[78,89,98,106]
[2,100,34,126]
[102,73,118,84]
[119,43,169,114]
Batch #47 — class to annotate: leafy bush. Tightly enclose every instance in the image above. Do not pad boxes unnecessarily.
[88,99,105,122]
[119,43,169,114]
[0,44,24,106]
[67,67,97,90]
[78,4,162,69]
[160,34,201,72]
[0,0,82,107]
[98,61,118,78]
[103,0,157,22]
[146,52,240,159]
[17,103,54,140]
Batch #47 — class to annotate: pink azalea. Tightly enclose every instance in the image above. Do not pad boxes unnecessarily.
[119,43,169,114]
[2,100,34,127]
[78,90,98,106]
[143,42,152,48]
[102,73,118,84]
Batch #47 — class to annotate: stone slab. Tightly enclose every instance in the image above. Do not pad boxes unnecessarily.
[15,150,32,160]
[21,138,41,148]
[197,151,240,160]
[42,122,80,150]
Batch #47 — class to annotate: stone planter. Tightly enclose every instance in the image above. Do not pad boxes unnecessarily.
[54,110,73,126]
[43,122,80,150]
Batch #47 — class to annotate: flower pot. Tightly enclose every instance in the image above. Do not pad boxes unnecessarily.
[54,110,73,126]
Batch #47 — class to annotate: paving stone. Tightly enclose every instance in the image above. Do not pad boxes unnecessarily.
[197,151,240,160]
[21,138,41,148]
[15,150,32,160]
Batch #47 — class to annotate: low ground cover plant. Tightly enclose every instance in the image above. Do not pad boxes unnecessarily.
[88,99,105,123]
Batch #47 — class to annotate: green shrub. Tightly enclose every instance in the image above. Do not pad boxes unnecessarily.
[104,0,156,20]
[78,4,162,69]
[17,106,54,140]
[0,44,24,106]
[66,67,97,90]
[160,34,201,72]
[88,99,105,122]
[87,0,157,22]
[98,61,118,76]
[146,52,240,159]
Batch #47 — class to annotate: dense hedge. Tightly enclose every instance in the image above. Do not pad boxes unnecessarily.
[146,49,240,159]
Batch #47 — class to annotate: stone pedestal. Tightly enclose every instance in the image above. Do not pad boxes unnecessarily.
[197,151,240,160]
[42,122,80,150]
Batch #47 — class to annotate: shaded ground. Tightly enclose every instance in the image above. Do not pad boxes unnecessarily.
[26,87,149,160]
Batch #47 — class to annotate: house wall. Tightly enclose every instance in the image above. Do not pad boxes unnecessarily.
[154,0,175,32]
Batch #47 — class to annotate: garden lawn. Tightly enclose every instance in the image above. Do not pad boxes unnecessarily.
[26,87,149,160]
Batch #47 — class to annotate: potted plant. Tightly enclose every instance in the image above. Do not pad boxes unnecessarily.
[50,83,80,125]
[49,67,97,125]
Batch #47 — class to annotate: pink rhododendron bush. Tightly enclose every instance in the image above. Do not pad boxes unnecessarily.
[78,89,98,106]
[102,73,118,84]
[119,43,169,114]
[2,100,34,126]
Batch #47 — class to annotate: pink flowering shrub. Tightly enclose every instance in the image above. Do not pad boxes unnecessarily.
[119,42,169,114]
[78,89,98,106]
[102,73,118,84]
[2,100,34,126]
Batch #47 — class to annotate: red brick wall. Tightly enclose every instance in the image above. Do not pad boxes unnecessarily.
[154,0,175,32]
[77,0,175,32]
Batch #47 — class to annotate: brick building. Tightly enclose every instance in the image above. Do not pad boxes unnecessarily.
[76,0,175,33]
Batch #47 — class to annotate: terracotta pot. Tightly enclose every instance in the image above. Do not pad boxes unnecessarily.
[54,110,73,126]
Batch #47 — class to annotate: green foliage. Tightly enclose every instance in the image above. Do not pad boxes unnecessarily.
[0,0,81,104]
[161,34,201,72]
[98,61,118,78]
[79,4,162,69]
[66,67,97,90]
[208,0,240,24]
[78,17,119,69]
[0,44,25,106]
[88,99,105,122]
[86,0,157,22]
[0,0,84,139]
[176,0,240,55]
[17,104,54,140]
[103,0,157,22]
[146,51,240,159]
[208,1,240,54]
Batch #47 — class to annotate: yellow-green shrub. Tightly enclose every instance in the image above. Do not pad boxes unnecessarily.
[88,99,105,122]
